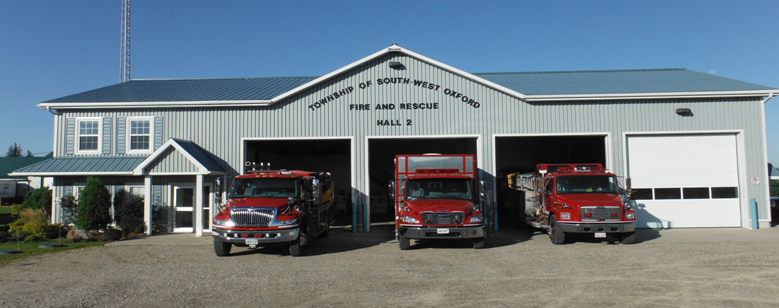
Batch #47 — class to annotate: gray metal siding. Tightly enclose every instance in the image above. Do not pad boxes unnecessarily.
[51,54,772,222]
[146,147,199,174]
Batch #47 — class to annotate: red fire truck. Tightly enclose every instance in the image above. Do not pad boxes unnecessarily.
[391,154,487,250]
[212,163,335,256]
[507,163,636,244]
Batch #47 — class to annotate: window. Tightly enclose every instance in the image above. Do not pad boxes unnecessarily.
[631,188,653,200]
[711,187,738,199]
[127,117,153,153]
[74,185,86,200]
[76,118,101,154]
[683,187,710,199]
[128,185,145,198]
[654,188,681,200]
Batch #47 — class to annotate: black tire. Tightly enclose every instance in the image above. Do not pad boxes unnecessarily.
[319,224,330,238]
[471,237,485,249]
[549,216,566,245]
[289,238,301,256]
[620,232,636,244]
[399,236,410,250]
[214,239,232,257]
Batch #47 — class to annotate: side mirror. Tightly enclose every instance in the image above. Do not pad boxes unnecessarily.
[479,180,487,200]
[625,177,632,193]
[389,181,396,198]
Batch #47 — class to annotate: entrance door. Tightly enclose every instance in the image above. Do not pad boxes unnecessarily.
[174,186,195,232]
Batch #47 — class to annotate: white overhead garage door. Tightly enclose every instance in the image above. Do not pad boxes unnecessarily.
[626,134,741,228]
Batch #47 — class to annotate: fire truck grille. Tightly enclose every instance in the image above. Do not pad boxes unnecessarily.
[421,212,463,225]
[580,206,621,221]
[231,208,274,226]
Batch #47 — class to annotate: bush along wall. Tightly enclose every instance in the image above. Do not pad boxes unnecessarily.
[75,177,112,231]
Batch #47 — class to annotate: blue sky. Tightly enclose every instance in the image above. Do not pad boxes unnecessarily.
[2,1,778,162]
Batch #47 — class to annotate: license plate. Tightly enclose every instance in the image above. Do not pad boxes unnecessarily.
[594,232,606,238]
[246,239,259,245]
[437,228,449,234]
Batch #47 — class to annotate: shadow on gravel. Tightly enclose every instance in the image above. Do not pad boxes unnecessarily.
[226,223,397,257]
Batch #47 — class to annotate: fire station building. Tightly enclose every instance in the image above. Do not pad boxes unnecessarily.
[11,45,778,235]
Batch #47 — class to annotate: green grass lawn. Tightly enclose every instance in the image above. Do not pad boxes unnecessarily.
[0,239,107,264]
[0,206,14,215]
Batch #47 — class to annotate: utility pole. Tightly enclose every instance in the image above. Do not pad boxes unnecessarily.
[120,0,131,83]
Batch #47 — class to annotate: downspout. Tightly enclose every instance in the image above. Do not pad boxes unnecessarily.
[45,106,60,115]
[758,93,776,229]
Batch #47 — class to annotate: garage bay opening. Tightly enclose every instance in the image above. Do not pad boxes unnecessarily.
[244,139,352,220]
[495,135,607,228]
[368,138,477,223]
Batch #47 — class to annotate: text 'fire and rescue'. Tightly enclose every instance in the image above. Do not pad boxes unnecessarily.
[307,78,481,111]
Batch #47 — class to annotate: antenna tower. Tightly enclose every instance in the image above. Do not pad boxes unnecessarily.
[120,0,131,83]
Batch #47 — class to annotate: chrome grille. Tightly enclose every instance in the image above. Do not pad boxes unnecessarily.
[231,208,274,226]
[581,206,621,221]
[421,212,463,225]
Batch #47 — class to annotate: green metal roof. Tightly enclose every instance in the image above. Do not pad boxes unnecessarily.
[42,69,774,104]
[10,156,147,175]
[45,76,317,103]
[1,153,53,179]
[473,69,775,95]
[167,138,225,173]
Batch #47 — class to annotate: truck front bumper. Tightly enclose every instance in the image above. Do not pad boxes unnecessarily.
[399,226,485,240]
[558,222,636,234]
[212,228,299,245]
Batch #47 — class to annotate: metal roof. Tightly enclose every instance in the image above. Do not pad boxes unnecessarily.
[45,76,318,103]
[10,156,147,175]
[168,138,225,173]
[1,153,53,179]
[43,69,774,105]
[473,69,775,95]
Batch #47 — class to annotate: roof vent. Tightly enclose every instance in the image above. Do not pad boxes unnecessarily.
[388,61,403,69]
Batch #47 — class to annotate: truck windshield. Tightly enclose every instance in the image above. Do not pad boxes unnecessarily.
[230,178,297,198]
[405,179,473,200]
[556,175,618,194]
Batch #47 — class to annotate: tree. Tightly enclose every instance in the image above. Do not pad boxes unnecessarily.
[14,187,53,216]
[6,143,22,157]
[76,177,112,230]
[770,180,779,197]
[26,150,33,157]
[113,189,145,236]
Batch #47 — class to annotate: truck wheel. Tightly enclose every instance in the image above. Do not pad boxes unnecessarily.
[620,232,636,244]
[399,236,410,250]
[471,237,485,249]
[214,239,232,257]
[548,216,566,245]
[289,239,301,256]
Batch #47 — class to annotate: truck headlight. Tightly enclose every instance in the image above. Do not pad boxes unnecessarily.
[468,214,483,223]
[626,212,635,219]
[214,219,234,227]
[278,218,298,225]
[560,212,571,220]
[400,216,418,223]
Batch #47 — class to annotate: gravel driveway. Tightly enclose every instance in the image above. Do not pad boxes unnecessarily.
[2,224,779,307]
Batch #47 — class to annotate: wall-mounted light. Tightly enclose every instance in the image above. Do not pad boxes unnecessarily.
[388,61,403,69]
[676,108,692,116]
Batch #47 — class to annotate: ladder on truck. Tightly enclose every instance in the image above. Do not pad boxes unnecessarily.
[507,172,540,192]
